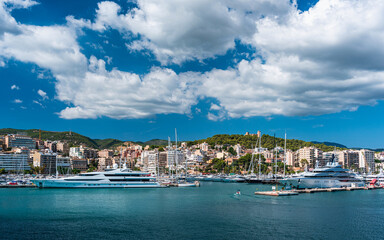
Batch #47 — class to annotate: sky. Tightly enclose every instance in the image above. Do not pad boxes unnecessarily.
[1,0,384,148]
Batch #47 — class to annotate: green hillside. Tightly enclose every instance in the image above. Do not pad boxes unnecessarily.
[0,128,99,149]
[0,128,348,152]
[188,134,346,152]
[136,139,170,147]
[93,138,124,149]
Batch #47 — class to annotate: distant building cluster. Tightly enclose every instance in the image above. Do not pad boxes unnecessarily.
[0,132,382,175]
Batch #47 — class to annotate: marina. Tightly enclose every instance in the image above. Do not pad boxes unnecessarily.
[2,182,384,240]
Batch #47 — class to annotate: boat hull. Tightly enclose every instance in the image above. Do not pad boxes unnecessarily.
[280,178,364,189]
[31,179,162,188]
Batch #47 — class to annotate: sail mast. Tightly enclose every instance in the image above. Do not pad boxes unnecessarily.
[283,132,287,177]
[175,128,178,180]
[168,136,171,177]
[258,133,261,179]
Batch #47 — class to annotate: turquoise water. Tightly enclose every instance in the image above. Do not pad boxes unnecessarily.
[1,182,384,240]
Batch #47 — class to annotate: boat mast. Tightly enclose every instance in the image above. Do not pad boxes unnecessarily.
[248,142,255,174]
[56,154,58,178]
[274,134,277,182]
[168,136,171,177]
[175,128,178,180]
[283,132,287,177]
[258,133,262,179]
[119,148,122,169]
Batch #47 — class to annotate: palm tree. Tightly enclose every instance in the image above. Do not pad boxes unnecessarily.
[300,159,309,169]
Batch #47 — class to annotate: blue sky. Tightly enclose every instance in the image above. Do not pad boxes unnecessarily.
[1,0,384,148]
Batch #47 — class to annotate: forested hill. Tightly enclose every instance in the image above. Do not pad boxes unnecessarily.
[0,128,166,149]
[0,128,347,152]
[188,134,346,152]
[0,128,101,148]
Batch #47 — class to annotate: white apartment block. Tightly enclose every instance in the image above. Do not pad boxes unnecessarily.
[286,150,295,166]
[359,149,375,172]
[167,150,185,169]
[297,147,322,167]
[69,147,83,158]
[200,142,209,152]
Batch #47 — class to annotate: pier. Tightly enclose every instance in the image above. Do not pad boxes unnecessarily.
[255,186,383,196]
[254,190,298,196]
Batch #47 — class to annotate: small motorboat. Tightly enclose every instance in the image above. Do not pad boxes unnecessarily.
[234,190,241,196]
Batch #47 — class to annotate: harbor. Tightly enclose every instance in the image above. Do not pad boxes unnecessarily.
[2,181,384,240]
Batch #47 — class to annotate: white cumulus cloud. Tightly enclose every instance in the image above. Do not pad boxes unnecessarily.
[58,56,201,119]
[11,84,19,90]
[2,0,384,121]
[37,89,48,100]
[69,0,293,65]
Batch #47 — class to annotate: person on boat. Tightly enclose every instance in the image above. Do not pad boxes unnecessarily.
[235,189,241,195]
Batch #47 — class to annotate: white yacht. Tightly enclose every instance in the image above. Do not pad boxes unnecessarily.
[31,167,162,188]
[280,156,364,189]
[364,170,384,186]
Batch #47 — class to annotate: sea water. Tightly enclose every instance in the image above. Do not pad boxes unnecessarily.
[1,182,383,240]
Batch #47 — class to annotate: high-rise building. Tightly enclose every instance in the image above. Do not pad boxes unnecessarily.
[141,150,158,174]
[286,150,295,166]
[70,159,88,171]
[32,151,57,174]
[147,151,158,175]
[56,142,69,154]
[297,147,322,168]
[4,134,35,149]
[56,156,71,173]
[167,149,185,169]
[359,149,375,172]
[0,153,30,172]
[69,147,83,158]
[159,152,168,172]
[98,149,114,158]
[338,150,359,169]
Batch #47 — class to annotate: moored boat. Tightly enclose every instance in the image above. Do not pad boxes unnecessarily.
[31,167,162,188]
[280,155,364,189]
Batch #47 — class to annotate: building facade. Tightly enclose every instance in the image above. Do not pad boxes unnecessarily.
[5,134,35,149]
[0,153,30,172]
[32,151,57,174]
[359,149,375,173]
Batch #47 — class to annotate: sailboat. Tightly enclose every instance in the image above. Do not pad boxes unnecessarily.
[246,133,263,183]
[174,129,200,187]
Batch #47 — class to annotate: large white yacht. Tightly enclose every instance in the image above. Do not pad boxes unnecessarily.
[280,156,364,189]
[31,167,162,188]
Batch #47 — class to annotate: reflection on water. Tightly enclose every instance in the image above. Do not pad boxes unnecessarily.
[1,182,384,239]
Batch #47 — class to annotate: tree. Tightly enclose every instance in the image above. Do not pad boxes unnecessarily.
[72,169,80,174]
[0,168,5,174]
[29,163,45,174]
[158,147,165,152]
[228,147,237,156]
[300,159,309,168]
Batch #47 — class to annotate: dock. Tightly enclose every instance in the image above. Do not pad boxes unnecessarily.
[254,190,298,196]
[255,186,383,196]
